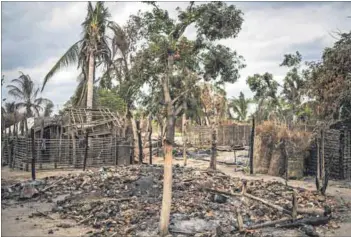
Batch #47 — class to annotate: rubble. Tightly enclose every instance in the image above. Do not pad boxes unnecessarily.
[1,165,346,236]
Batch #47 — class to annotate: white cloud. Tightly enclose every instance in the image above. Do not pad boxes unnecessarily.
[42,2,86,31]
[2,2,350,115]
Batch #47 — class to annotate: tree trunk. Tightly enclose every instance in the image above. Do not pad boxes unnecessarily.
[87,51,95,110]
[182,112,187,166]
[24,117,28,137]
[131,117,138,162]
[149,115,153,164]
[159,56,175,236]
[210,125,217,170]
[160,113,175,236]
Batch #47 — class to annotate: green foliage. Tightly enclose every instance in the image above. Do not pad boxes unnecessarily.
[43,2,115,108]
[97,88,126,115]
[7,72,52,117]
[305,31,351,119]
[133,1,245,124]
[246,72,279,103]
[44,101,54,117]
[229,92,252,121]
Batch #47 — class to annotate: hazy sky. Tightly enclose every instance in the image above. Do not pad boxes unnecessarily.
[2,1,350,113]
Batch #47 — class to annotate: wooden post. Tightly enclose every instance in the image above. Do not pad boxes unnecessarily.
[83,132,89,171]
[321,129,325,183]
[249,118,255,175]
[39,118,44,169]
[149,116,153,165]
[210,126,217,170]
[130,137,134,165]
[222,125,225,146]
[182,113,187,166]
[31,128,36,180]
[72,132,77,167]
[136,120,143,164]
[58,122,63,164]
[233,125,237,163]
[7,138,12,168]
[115,138,119,166]
[292,190,297,220]
[316,136,321,192]
[283,139,288,186]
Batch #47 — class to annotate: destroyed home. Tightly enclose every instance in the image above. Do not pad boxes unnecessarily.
[1,1,351,237]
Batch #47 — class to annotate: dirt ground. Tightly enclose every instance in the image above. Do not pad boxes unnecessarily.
[2,154,351,237]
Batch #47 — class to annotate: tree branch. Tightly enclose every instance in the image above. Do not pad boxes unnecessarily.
[174,104,184,117]
[171,89,191,105]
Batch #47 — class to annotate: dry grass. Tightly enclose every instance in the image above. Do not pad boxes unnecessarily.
[254,120,312,177]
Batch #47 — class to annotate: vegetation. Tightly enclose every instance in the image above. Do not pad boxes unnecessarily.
[2,1,350,235]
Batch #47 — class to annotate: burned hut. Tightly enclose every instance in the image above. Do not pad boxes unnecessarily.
[307,119,351,180]
[2,107,132,171]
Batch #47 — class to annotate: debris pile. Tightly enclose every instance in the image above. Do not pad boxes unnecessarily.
[1,165,345,236]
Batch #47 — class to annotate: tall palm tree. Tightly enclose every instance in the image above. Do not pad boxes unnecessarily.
[42,2,112,109]
[229,92,252,121]
[7,72,51,117]
[44,101,55,117]
[7,72,52,134]
[3,102,17,135]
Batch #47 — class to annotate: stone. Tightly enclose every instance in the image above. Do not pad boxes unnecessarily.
[20,184,38,199]
[213,194,227,204]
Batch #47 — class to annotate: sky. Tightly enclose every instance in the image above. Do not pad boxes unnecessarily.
[1,1,350,114]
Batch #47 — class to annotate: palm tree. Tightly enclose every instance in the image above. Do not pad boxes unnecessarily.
[7,72,52,134]
[42,2,112,109]
[44,101,55,117]
[229,92,252,121]
[3,102,17,135]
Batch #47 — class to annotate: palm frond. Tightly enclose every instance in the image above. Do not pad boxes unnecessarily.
[42,40,82,91]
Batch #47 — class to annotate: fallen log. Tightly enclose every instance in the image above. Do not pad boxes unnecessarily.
[41,177,65,193]
[244,192,292,215]
[277,216,330,228]
[297,208,326,216]
[204,188,241,197]
[246,217,292,230]
[206,186,327,217]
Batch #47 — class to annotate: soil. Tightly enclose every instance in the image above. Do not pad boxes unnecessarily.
[2,152,351,236]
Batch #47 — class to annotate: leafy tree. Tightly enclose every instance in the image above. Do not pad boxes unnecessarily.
[2,102,18,135]
[97,88,126,115]
[44,101,55,117]
[7,72,51,134]
[305,31,351,120]
[42,2,113,109]
[7,72,51,118]
[229,91,252,121]
[280,51,306,121]
[246,72,281,121]
[134,2,245,235]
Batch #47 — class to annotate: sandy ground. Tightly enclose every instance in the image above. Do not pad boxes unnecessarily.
[2,153,351,237]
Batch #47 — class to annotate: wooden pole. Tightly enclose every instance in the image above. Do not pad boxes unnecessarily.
[233,125,237,163]
[321,129,325,183]
[58,121,63,164]
[149,116,153,165]
[83,132,89,171]
[283,139,288,186]
[136,120,143,164]
[115,138,119,166]
[316,136,321,192]
[182,113,187,166]
[292,190,297,220]
[39,118,44,169]
[210,125,217,170]
[249,118,255,175]
[31,128,36,180]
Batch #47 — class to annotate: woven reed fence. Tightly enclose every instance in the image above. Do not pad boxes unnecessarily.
[2,136,132,171]
[186,124,251,148]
